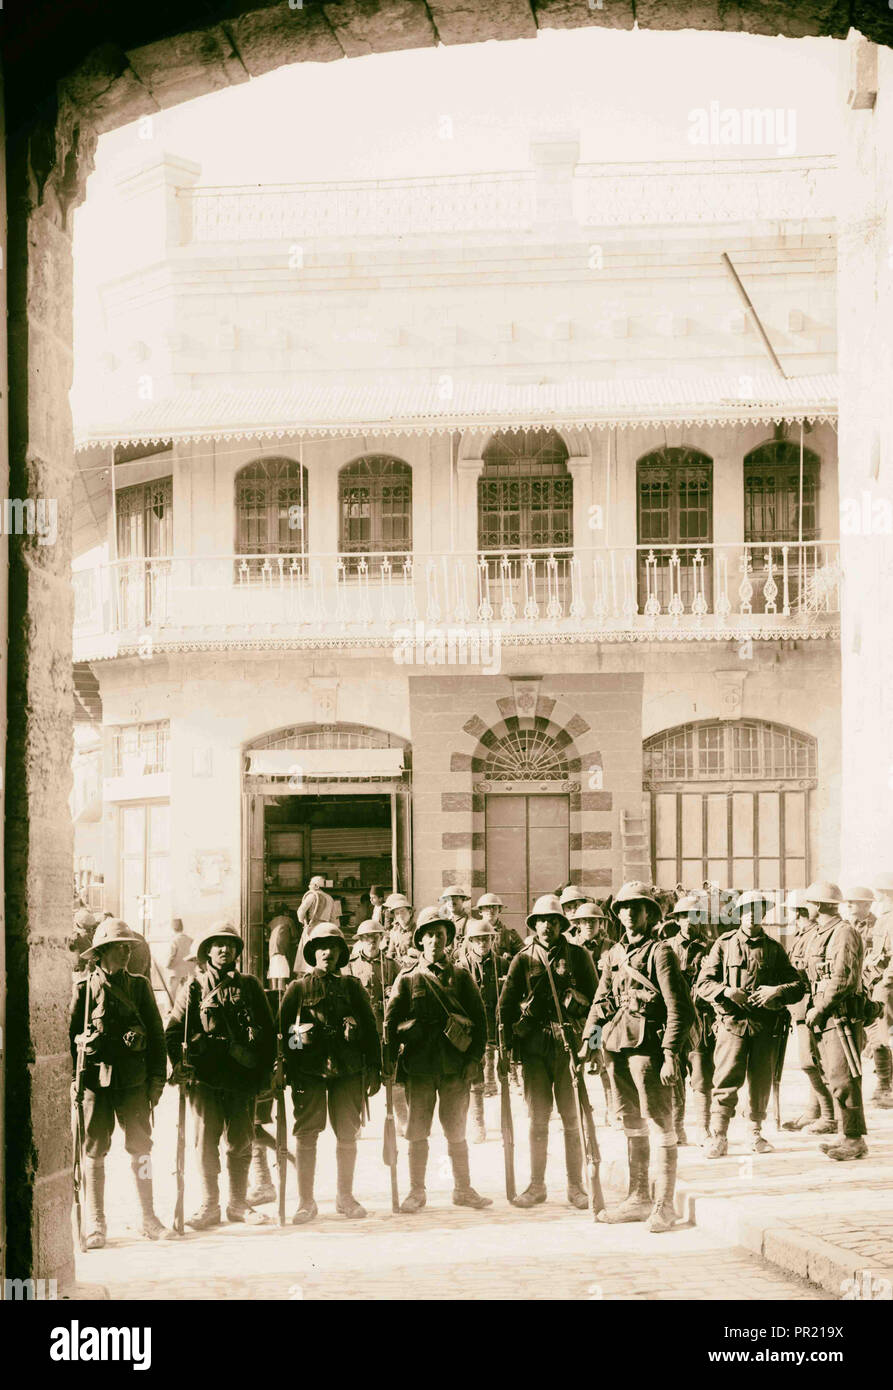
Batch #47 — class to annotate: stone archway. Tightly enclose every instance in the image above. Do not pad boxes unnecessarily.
[3,0,892,1289]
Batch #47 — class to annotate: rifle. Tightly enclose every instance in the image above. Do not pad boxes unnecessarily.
[539,947,605,1218]
[772,1010,791,1130]
[271,975,290,1227]
[172,984,191,1236]
[831,1017,862,1079]
[380,955,400,1213]
[493,954,516,1203]
[72,971,93,1253]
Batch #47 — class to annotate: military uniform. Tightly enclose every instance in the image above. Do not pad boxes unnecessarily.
[499,896,597,1210]
[165,922,276,1228]
[568,902,617,1123]
[783,914,836,1133]
[863,885,893,1107]
[667,895,714,1142]
[455,923,506,1141]
[801,887,869,1159]
[383,905,491,1212]
[584,883,694,1232]
[69,920,170,1247]
[696,902,802,1155]
[343,920,409,1133]
[441,885,471,957]
[280,924,381,1222]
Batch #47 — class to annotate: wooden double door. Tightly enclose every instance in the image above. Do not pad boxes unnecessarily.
[485,792,569,937]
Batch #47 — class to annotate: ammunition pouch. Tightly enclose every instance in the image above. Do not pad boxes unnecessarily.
[602,1010,648,1053]
[443,1012,474,1053]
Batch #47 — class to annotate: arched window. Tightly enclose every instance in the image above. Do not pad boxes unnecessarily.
[744,439,820,545]
[236,457,308,557]
[644,719,816,891]
[637,447,713,611]
[478,429,572,551]
[483,728,569,782]
[338,456,412,555]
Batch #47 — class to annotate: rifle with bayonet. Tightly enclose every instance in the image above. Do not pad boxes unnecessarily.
[172,983,192,1236]
[539,947,605,1218]
[269,966,291,1227]
[72,970,93,1253]
[380,954,400,1213]
[493,952,516,1203]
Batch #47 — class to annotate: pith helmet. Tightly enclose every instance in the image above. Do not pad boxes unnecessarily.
[572,901,607,921]
[803,880,844,905]
[735,889,776,911]
[74,906,100,930]
[81,917,135,959]
[466,919,496,940]
[785,888,809,911]
[187,920,244,962]
[873,874,893,895]
[384,892,412,910]
[413,904,456,949]
[841,885,875,903]
[302,923,350,969]
[476,893,504,909]
[670,893,707,917]
[526,894,569,930]
[355,918,387,937]
[611,881,662,921]
[440,884,469,900]
[559,884,586,908]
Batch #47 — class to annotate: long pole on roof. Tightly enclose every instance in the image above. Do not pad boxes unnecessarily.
[721,252,787,379]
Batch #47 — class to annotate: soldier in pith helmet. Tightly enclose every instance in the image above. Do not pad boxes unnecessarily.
[440,885,471,952]
[782,887,837,1135]
[165,922,276,1230]
[584,882,693,1233]
[476,893,524,961]
[69,906,100,975]
[386,893,417,970]
[455,919,502,1142]
[280,924,381,1223]
[343,917,409,1133]
[499,895,597,1211]
[570,901,617,1125]
[801,881,870,1159]
[383,905,491,1213]
[697,891,803,1158]
[559,884,588,918]
[70,919,171,1248]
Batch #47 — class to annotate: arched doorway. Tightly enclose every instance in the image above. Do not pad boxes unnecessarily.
[241,722,411,976]
[644,719,817,891]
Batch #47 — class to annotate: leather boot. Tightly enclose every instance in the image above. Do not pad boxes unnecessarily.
[598,1135,652,1223]
[449,1141,492,1209]
[335,1143,367,1219]
[470,1088,486,1144]
[749,1122,774,1154]
[564,1128,588,1209]
[85,1158,106,1250]
[400,1140,428,1213]
[227,1149,270,1225]
[805,1088,836,1134]
[783,1067,827,1130]
[512,1128,548,1207]
[186,1160,221,1230]
[247,1140,276,1206]
[647,1146,679,1233]
[292,1140,318,1224]
[872,1046,893,1108]
[131,1157,173,1240]
[706,1114,729,1158]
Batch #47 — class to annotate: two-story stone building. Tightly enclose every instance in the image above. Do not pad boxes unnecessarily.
[72,142,841,961]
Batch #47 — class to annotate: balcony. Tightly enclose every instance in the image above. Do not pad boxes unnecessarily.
[72,542,841,660]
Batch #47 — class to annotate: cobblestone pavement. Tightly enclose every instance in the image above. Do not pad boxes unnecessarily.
[78,1070,832,1301]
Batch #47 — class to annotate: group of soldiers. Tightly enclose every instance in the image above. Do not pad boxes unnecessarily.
[68,871,892,1248]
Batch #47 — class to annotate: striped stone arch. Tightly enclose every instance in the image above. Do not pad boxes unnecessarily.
[443,692,612,892]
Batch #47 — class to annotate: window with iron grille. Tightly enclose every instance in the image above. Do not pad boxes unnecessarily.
[636,448,713,610]
[236,457,308,557]
[478,429,572,552]
[116,477,173,560]
[483,729,568,782]
[111,721,171,777]
[338,456,412,555]
[644,720,816,786]
[744,441,819,544]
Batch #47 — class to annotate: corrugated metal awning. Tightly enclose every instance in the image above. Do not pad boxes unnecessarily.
[74,373,837,450]
[246,748,404,778]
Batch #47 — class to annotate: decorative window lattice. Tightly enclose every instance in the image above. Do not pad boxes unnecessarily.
[744,440,819,545]
[116,477,172,560]
[483,729,568,782]
[111,720,170,777]
[339,456,412,555]
[236,457,308,556]
[644,719,816,786]
[478,429,572,551]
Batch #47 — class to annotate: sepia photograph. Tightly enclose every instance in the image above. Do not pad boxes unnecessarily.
[1,0,892,1364]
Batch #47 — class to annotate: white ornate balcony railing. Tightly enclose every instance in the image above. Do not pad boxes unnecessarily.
[72,543,841,657]
[181,157,835,242]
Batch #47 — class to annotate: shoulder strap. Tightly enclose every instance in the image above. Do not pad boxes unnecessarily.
[420,968,465,1018]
